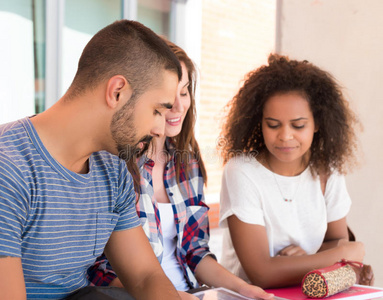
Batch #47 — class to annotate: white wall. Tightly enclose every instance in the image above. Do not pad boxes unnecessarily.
[278,0,383,286]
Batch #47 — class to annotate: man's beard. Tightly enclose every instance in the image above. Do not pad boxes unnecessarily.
[110,101,152,162]
[117,135,152,162]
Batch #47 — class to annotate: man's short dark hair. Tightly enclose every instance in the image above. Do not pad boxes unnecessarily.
[67,20,182,98]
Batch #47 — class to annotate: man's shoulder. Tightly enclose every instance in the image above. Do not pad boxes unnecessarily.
[0,118,31,163]
[0,121,31,194]
[0,118,27,143]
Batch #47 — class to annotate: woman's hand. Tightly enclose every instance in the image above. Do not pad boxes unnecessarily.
[194,255,274,299]
[277,245,307,256]
[237,282,274,299]
[178,291,199,300]
[354,264,374,286]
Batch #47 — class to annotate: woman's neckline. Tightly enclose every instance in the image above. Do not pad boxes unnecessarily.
[258,152,309,177]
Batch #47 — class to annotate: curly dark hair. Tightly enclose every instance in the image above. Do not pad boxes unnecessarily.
[220,54,360,175]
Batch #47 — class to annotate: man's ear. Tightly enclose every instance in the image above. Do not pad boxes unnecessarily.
[105,75,133,109]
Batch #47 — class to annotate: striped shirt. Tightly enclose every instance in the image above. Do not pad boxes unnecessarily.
[89,138,214,289]
[0,118,140,299]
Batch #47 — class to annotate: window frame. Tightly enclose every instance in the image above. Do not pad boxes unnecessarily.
[44,0,201,112]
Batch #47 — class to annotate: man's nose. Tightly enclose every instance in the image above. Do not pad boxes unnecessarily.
[150,115,166,138]
[171,95,183,113]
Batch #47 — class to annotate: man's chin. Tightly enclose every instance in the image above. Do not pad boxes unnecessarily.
[115,136,152,162]
[135,141,150,157]
[117,144,148,162]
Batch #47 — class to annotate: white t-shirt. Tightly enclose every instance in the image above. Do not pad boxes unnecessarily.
[219,155,351,282]
[157,203,189,291]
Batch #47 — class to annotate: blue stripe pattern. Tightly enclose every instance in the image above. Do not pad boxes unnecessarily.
[0,118,140,299]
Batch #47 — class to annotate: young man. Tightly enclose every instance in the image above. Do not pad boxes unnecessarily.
[0,20,182,299]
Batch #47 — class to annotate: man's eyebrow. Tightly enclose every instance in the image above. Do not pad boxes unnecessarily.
[183,81,190,88]
[157,102,173,109]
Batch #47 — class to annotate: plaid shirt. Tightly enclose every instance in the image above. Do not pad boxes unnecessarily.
[88,139,214,289]
[137,139,214,288]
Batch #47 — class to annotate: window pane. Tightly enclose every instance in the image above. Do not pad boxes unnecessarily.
[137,0,170,37]
[62,0,122,96]
[0,0,45,123]
[33,0,46,114]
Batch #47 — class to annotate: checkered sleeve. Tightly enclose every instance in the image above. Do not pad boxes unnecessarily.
[87,254,116,286]
[180,162,216,273]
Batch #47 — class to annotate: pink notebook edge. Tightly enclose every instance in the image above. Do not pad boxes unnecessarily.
[266,284,383,300]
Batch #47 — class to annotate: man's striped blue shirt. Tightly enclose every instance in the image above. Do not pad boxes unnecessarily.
[0,117,140,299]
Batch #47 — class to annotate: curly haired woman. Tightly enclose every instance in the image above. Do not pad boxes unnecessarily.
[219,54,365,288]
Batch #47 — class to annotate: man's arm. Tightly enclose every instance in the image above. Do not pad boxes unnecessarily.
[104,227,181,300]
[0,256,26,300]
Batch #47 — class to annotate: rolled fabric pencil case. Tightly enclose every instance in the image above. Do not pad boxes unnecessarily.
[301,259,363,298]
